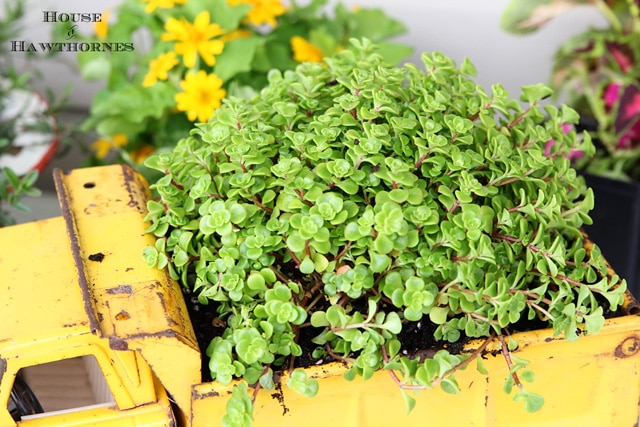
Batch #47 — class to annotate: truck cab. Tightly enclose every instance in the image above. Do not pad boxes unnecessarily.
[0,166,201,427]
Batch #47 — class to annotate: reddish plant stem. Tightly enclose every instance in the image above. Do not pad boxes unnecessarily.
[251,365,272,404]
[509,289,553,306]
[493,233,556,261]
[305,240,312,258]
[170,180,185,191]
[270,266,290,284]
[492,169,536,187]
[506,106,531,130]
[415,149,432,169]
[448,200,461,213]
[325,343,353,363]
[286,246,302,267]
[498,333,523,391]
[381,331,496,390]
[251,196,273,214]
[294,189,314,207]
[334,242,353,263]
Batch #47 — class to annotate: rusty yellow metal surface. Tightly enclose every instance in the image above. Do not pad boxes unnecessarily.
[191,314,640,427]
[0,165,193,426]
[52,165,201,419]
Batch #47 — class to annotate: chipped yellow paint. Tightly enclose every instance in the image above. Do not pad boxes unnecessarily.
[51,165,200,420]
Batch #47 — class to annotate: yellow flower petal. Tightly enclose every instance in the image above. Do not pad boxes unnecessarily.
[94,9,109,39]
[130,145,155,164]
[221,29,251,42]
[161,11,226,67]
[143,51,179,87]
[112,134,128,148]
[291,36,324,63]
[175,71,227,123]
[91,138,111,159]
[141,0,187,14]
[91,134,128,159]
[227,0,286,27]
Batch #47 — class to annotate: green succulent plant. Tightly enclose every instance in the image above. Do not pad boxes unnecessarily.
[143,38,626,424]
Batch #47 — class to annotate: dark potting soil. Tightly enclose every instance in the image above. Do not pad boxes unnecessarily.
[181,280,631,384]
[182,286,471,383]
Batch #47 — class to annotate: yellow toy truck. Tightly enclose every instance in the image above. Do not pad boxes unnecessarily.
[2,165,640,427]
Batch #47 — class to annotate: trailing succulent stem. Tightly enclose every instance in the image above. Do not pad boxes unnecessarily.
[143,38,626,424]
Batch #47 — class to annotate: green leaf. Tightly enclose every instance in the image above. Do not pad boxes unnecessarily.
[584,307,605,335]
[401,390,417,414]
[428,306,449,325]
[513,390,545,413]
[439,378,460,395]
[520,83,554,103]
[310,311,329,327]
[286,234,306,253]
[300,256,315,274]
[77,52,111,81]
[205,0,251,30]
[214,37,263,82]
[286,369,319,398]
[380,312,402,334]
[369,251,391,273]
[476,356,489,375]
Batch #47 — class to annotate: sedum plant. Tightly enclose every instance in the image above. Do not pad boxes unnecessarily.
[143,38,626,424]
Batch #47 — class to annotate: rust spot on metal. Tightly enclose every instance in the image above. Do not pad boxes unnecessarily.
[125,267,134,272]
[53,168,101,335]
[88,252,105,262]
[106,284,133,295]
[192,389,220,400]
[115,310,130,321]
[615,336,640,358]
[156,291,180,327]
[0,358,6,384]
[62,322,83,328]
[121,164,144,212]
[83,182,96,189]
[109,337,129,351]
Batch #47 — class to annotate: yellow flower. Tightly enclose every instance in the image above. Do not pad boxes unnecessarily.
[143,51,179,87]
[175,71,227,123]
[141,0,187,14]
[227,0,286,27]
[290,36,324,63]
[161,11,226,68]
[130,145,156,164]
[94,9,109,39]
[91,134,128,159]
[221,29,252,43]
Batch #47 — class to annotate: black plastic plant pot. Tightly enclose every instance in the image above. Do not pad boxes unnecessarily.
[581,172,640,298]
